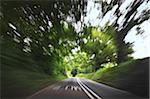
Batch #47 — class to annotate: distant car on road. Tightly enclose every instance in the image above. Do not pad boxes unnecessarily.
[71,68,77,77]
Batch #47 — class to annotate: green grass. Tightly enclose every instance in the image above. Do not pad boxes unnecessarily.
[77,73,94,79]
[89,58,149,98]
[91,60,134,83]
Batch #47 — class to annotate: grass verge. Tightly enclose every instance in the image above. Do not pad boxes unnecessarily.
[80,58,149,98]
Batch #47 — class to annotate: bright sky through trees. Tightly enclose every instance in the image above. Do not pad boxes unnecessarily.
[84,0,150,59]
[125,21,150,59]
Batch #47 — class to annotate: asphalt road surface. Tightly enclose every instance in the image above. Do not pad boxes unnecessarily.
[27,78,143,99]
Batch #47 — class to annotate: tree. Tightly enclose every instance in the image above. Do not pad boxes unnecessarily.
[79,26,118,70]
[0,0,87,74]
[94,0,150,63]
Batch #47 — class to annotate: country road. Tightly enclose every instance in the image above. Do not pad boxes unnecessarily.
[27,78,143,99]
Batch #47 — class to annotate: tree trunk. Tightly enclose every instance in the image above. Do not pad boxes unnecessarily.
[115,32,127,64]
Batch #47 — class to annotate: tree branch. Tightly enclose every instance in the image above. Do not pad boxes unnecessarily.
[119,9,150,39]
[123,0,144,27]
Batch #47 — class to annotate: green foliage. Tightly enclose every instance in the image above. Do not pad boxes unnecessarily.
[0,0,135,75]
[0,38,66,98]
[0,0,148,98]
[1,1,87,97]
[63,51,93,77]
[90,58,149,98]
[1,0,87,76]
[80,27,118,70]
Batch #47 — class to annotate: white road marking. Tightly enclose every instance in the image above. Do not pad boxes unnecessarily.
[65,86,69,90]
[78,87,82,91]
[65,85,81,91]
[52,86,61,90]
[77,78,95,99]
[73,86,78,91]
[77,78,102,99]
[71,86,74,90]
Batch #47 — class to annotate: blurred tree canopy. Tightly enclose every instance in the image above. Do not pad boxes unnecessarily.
[0,0,87,75]
[0,0,149,75]
[97,0,150,63]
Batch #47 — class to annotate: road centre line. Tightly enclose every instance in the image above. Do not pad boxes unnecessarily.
[77,78,95,99]
[77,78,102,99]
[79,79,102,99]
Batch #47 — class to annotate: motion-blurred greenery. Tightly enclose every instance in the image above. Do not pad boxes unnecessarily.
[0,0,149,98]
